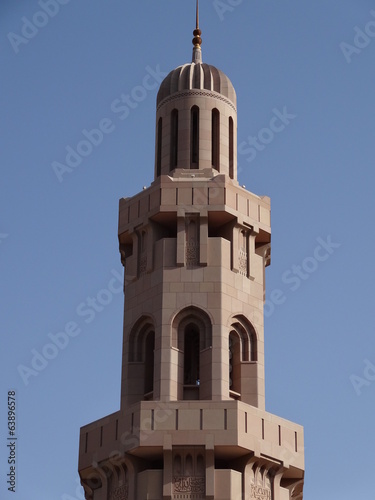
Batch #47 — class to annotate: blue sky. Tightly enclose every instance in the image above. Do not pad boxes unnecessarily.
[1,1,375,498]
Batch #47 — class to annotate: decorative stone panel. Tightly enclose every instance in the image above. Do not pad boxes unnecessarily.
[238,248,248,276]
[110,484,128,500]
[173,476,205,496]
[250,484,272,500]
[186,216,199,268]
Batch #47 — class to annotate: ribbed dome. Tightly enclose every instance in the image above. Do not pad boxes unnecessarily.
[157,62,236,108]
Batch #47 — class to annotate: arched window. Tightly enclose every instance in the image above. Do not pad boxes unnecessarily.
[230,316,257,362]
[172,306,213,401]
[128,317,156,401]
[228,315,258,400]
[170,109,178,171]
[212,108,220,170]
[156,117,162,177]
[174,307,212,351]
[229,117,234,179]
[191,106,199,169]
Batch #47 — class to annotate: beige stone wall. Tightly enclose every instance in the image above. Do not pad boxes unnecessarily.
[117,171,271,411]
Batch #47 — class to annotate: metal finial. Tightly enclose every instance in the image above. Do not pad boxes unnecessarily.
[192,0,202,47]
[192,0,202,62]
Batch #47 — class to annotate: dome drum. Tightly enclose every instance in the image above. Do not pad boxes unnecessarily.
[154,65,238,180]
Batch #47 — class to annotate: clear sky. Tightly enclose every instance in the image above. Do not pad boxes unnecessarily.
[1,1,375,499]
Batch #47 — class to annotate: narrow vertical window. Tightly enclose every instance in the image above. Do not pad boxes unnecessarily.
[229,332,241,397]
[185,455,193,476]
[197,455,205,476]
[229,117,234,179]
[157,117,162,177]
[212,108,220,170]
[138,230,147,277]
[191,106,199,169]
[262,418,265,439]
[174,454,182,475]
[144,331,155,396]
[170,109,178,171]
[184,325,200,385]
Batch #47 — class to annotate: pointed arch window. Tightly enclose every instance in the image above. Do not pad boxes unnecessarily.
[173,307,212,401]
[191,106,199,169]
[228,316,258,401]
[170,109,178,171]
[128,317,156,402]
[229,117,234,179]
[157,117,162,177]
[212,108,220,170]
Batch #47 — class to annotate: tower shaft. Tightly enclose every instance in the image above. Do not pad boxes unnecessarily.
[78,10,304,500]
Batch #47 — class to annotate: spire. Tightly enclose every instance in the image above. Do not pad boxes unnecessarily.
[192,0,202,64]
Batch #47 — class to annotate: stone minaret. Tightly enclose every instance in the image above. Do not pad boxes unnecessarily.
[78,6,305,499]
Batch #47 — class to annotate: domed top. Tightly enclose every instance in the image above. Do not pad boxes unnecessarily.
[157,2,236,109]
[157,62,237,108]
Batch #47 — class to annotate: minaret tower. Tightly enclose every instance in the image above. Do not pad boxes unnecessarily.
[78,5,305,499]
